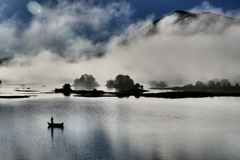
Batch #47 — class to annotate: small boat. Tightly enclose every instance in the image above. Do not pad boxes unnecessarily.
[48,122,64,128]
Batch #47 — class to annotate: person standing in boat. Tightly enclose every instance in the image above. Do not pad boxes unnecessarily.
[51,117,54,124]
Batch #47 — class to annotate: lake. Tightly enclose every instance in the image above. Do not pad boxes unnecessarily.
[1,85,240,159]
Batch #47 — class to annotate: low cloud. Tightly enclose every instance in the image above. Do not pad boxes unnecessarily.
[101,8,240,85]
[1,1,240,86]
[189,1,240,17]
[0,0,138,59]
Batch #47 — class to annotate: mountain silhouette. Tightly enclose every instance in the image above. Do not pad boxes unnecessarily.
[96,10,239,57]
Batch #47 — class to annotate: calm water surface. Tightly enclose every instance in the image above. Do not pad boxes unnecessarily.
[1,88,240,159]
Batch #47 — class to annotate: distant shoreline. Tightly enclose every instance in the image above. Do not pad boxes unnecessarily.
[2,90,240,99]
[0,95,31,99]
[71,90,240,99]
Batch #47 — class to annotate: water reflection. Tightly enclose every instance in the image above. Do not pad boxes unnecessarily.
[82,127,114,159]
[1,97,240,159]
[48,127,64,140]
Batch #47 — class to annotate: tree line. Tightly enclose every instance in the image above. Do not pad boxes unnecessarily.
[73,74,144,91]
[72,75,240,92]
[177,79,240,92]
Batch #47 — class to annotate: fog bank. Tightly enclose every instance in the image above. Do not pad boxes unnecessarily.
[1,1,240,86]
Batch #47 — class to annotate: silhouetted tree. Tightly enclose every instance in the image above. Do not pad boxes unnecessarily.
[62,83,72,96]
[208,80,216,88]
[63,83,71,89]
[236,83,240,88]
[74,74,99,88]
[114,74,134,91]
[227,82,231,88]
[134,83,144,90]
[184,84,194,89]
[220,79,229,87]
[106,80,115,88]
[195,81,205,88]
[150,80,167,88]
[216,82,221,88]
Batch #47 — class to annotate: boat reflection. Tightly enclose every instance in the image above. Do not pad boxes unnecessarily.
[48,126,64,140]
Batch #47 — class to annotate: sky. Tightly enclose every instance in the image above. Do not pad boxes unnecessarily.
[1,0,240,21]
[0,0,240,85]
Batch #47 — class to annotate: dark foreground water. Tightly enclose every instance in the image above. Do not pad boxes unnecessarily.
[1,94,240,160]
